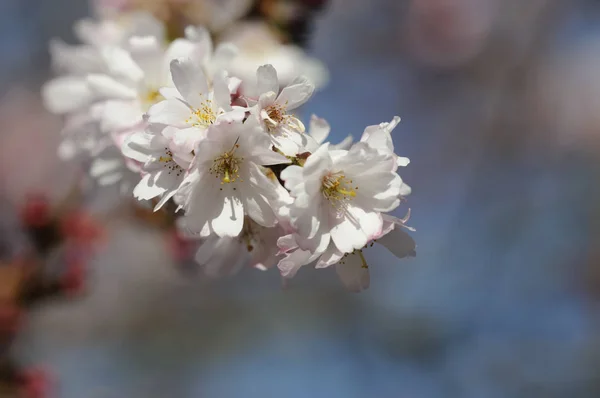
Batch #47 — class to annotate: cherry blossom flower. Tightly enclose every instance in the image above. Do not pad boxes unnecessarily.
[281,140,405,255]
[248,64,314,155]
[278,213,416,292]
[192,218,285,277]
[122,123,193,209]
[175,118,290,238]
[146,57,241,153]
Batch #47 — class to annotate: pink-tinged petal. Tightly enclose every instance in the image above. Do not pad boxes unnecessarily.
[170,58,209,108]
[147,98,190,128]
[277,234,299,254]
[315,245,343,268]
[377,227,416,259]
[277,248,312,278]
[257,64,279,95]
[335,254,370,292]
[42,77,93,113]
[276,75,314,109]
[331,206,382,253]
[87,74,138,100]
[211,194,244,237]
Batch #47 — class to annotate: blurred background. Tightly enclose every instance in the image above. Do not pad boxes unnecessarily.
[2,0,600,397]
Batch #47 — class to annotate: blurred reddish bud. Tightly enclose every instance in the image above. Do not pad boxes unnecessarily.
[18,368,51,398]
[60,210,104,248]
[60,257,87,297]
[20,195,52,229]
[167,229,195,263]
[0,301,23,335]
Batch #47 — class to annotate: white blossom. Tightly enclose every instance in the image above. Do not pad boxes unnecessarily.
[146,57,242,154]
[175,117,290,238]
[278,213,416,292]
[192,218,285,277]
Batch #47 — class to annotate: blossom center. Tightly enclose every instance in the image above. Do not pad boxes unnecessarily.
[321,172,358,206]
[187,100,216,128]
[142,88,164,111]
[159,148,183,177]
[262,103,305,134]
[210,139,244,185]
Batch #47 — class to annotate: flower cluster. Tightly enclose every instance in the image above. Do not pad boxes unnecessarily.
[42,11,415,291]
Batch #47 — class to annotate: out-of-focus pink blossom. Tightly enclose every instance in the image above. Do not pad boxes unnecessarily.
[61,256,87,297]
[19,195,52,229]
[407,0,496,68]
[166,228,196,263]
[18,368,51,398]
[60,210,104,249]
[0,302,22,335]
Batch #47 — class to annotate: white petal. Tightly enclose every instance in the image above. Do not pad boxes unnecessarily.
[211,194,244,237]
[302,143,332,179]
[133,172,166,200]
[154,189,178,211]
[213,70,233,111]
[89,157,122,178]
[147,98,190,128]
[212,43,239,71]
[242,187,277,228]
[99,100,143,131]
[128,36,165,87]
[257,64,279,95]
[122,131,156,163]
[276,75,314,109]
[331,135,353,150]
[331,207,382,253]
[101,46,144,83]
[170,58,209,108]
[308,114,330,144]
[377,228,416,259]
[315,245,343,268]
[335,254,370,292]
[87,74,138,100]
[42,77,93,114]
